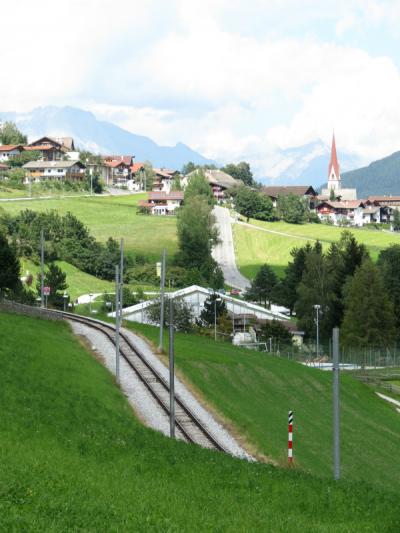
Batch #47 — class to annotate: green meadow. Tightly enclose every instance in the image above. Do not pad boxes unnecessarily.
[1,310,399,531]
[234,218,400,279]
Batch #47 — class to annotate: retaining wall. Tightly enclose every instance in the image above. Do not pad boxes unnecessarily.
[0,300,62,321]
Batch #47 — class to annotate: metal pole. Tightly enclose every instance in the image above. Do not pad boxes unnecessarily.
[316,307,319,359]
[332,327,340,480]
[40,230,44,308]
[169,298,175,439]
[159,249,166,351]
[214,299,217,341]
[115,265,120,385]
[120,238,124,320]
[90,172,93,196]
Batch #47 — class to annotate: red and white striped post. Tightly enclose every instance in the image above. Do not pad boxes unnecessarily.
[288,410,294,464]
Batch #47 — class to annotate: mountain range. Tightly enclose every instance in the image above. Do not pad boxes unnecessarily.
[0,106,213,170]
[1,105,400,197]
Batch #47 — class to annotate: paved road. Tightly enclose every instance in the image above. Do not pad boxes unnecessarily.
[212,206,250,290]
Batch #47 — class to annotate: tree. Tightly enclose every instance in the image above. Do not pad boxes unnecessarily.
[276,194,308,224]
[175,195,221,286]
[184,171,215,205]
[146,296,194,332]
[341,259,396,347]
[199,293,227,327]
[181,161,198,175]
[36,263,68,308]
[377,244,400,338]
[0,233,20,296]
[274,243,313,315]
[393,209,400,231]
[7,151,41,167]
[221,162,256,187]
[295,250,336,340]
[245,263,278,308]
[260,320,293,346]
[234,186,274,222]
[0,121,27,145]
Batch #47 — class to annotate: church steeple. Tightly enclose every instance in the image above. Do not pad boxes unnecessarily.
[328,132,341,192]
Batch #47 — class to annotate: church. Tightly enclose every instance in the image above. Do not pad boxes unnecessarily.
[321,134,357,201]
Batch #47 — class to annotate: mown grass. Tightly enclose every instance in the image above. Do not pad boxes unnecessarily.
[0,194,178,262]
[126,322,400,492]
[234,219,400,279]
[1,311,399,531]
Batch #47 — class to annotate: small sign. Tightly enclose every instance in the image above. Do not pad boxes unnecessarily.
[43,286,51,296]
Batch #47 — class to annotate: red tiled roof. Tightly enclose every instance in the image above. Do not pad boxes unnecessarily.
[148,191,184,201]
[319,200,364,209]
[0,144,23,151]
[104,160,129,168]
[131,162,144,172]
[368,196,400,203]
[103,155,133,166]
[328,133,340,179]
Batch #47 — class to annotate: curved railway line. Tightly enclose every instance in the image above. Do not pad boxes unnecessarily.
[58,311,228,453]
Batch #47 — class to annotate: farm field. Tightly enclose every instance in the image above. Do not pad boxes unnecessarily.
[234,218,400,279]
[0,193,178,262]
[128,321,400,492]
[1,311,399,531]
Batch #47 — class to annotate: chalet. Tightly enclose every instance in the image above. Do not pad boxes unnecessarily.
[0,145,24,162]
[261,185,317,208]
[184,169,241,200]
[102,155,134,185]
[317,200,366,226]
[153,168,179,193]
[367,196,400,208]
[139,191,184,215]
[23,160,86,182]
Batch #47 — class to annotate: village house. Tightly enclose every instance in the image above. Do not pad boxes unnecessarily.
[152,168,179,193]
[23,160,86,182]
[138,191,184,215]
[317,200,366,226]
[0,144,24,162]
[261,185,317,208]
[102,155,134,186]
[183,168,241,200]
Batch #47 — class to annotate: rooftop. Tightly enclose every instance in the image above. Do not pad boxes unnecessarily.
[262,185,316,197]
[23,160,85,169]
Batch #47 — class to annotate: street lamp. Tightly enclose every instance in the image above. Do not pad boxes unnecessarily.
[89,293,93,314]
[214,297,222,341]
[314,304,321,358]
[63,292,69,312]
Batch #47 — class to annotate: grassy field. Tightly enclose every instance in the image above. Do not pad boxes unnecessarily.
[234,218,400,279]
[1,311,399,531]
[127,322,400,492]
[0,193,178,262]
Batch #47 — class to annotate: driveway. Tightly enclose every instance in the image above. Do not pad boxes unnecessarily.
[212,205,250,290]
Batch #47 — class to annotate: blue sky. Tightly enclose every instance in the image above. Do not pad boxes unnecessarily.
[2,0,400,176]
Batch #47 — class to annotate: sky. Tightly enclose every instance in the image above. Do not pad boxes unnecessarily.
[1,0,400,175]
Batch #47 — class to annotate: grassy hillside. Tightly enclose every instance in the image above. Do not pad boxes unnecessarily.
[234,219,400,279]
[129,322,400,492]
[342,150,400,197]
[1,311,399,531]
[0,193,178,262]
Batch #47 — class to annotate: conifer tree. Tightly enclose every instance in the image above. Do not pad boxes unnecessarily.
[341,259,396,347]
[245,263,278,308]
[0,232,20,296]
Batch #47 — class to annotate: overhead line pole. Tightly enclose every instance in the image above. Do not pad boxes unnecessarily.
[40,230,45,308]
[115,265,120,384]
[120,238,124,320]
[332,327,340,480]
[169,298,175,439]
[159,249,166,351]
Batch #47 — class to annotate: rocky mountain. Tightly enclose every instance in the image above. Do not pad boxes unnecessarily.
[0,106,213,169]
[342,151,400,198]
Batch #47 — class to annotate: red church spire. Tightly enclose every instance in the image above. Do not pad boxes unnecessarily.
[328,133,340,179]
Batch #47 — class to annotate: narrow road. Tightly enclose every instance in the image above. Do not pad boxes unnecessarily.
[212,206,250,290]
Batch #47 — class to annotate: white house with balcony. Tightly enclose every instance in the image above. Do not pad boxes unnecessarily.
[23,160,86,182]
[138,191,184,215]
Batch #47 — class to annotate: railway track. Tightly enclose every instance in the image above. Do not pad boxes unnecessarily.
[59,311,227,453]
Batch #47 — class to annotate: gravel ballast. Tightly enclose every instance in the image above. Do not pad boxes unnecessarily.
[69,320,251,460]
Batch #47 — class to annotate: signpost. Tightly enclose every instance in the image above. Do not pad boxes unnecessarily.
[43,286,50,308]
